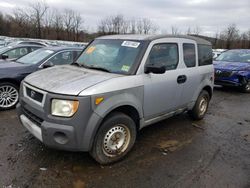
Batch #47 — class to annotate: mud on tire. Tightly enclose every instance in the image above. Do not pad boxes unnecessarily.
[189,90,210,120]
[90,112,137,165]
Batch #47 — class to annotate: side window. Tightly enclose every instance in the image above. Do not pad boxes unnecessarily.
[183,43,196,68]
[30,47,40,52]
[147,43,179,71]
[49,51,74,65]
[73,50,82,60]
[4,47,28,59]
[198,45,213,66]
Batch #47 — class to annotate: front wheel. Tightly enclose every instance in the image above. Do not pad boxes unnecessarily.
[0,82,19,110]
[90,112,136,165]
[242,81,250,93]
[189,90,210,120]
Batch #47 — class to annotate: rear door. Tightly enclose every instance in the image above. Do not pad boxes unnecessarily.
[179,41,213,107]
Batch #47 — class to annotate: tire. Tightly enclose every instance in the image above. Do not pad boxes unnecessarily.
[0,82,19,110]
[90,112,137,165]
[189,90,210,120]
[242,81,250,93]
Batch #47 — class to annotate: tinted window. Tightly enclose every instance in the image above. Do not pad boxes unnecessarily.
[17,49,54,65]
[74,50,82,60]
[30,47,41,52]
[198,45,212,66]
[49,51,74,65]
[183,43,196,67]
[3,47,28,59]
[147,43,178,71]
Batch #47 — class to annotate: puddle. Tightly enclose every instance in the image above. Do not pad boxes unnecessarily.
[157,139,193,152]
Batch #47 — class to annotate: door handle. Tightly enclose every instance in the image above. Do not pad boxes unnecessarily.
[177,75,187,84]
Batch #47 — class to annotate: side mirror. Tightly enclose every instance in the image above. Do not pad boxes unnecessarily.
[1,54,9,60]
[43,61,54,68]
[145,64,166,74]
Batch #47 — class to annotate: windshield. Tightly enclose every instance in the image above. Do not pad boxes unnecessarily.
[216,50,250,63]
[76,39,144,74]
[17,49,54,65]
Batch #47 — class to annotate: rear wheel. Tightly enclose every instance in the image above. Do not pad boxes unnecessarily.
[0,82,19,110]
[90,112,136,165]
[189,90,210,120]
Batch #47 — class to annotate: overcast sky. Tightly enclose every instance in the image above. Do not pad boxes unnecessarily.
[0,0,249,36]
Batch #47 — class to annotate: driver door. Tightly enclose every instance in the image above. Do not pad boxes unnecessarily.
[143,42,184,121]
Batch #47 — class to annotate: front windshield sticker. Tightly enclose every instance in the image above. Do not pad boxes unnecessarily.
[86,46,96,54]
[121,65,130,72]
[121,41,140,48]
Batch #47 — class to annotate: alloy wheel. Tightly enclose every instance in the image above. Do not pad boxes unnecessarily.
[0,85,19,109]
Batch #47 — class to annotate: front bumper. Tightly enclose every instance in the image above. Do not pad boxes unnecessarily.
[214,79,242,87]
[17,83,103,152]
[215,71,249,87]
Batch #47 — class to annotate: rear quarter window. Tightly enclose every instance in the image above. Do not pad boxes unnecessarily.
[183,43,196,67]
[198,45,212,66]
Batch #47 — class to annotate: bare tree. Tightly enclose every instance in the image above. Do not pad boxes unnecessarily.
[73,12,83,41]
[29,0,49,38]
[136,19,143,34]
[220,24,240,49]
[44,9,54,38]
[193,25,202,35]
[63,9,75,40]
[171,26,179,35]
[129,19,136,34]
[142,18,152,34]
[186,27,192,35]
[53,10,63,40]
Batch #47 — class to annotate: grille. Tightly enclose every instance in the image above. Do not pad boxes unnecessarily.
[215,70,232,78]
[26,87,44,103]
[22,107,43,127]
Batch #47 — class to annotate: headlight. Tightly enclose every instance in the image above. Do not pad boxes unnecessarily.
[51,99,79,117]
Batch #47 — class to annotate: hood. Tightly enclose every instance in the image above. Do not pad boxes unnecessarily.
[0,61,32,76]
[213,61,250,71]
[24,65,122,96]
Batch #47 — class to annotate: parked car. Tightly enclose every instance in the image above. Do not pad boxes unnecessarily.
[17,35,214,164]
[212,49,227,60]
[0,46,83,110]
[214,49,250,92]
[0,45,42,61]
[7,41,48,47]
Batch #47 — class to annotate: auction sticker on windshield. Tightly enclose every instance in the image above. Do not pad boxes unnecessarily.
[121,65,130,72]
[122,41,140,48]
[86,46,96,54]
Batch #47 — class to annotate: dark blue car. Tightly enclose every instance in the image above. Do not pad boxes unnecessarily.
[0,47,83,110]
[214,49,250,93]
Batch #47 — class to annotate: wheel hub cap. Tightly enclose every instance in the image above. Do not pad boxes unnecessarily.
[103,125,130,157]
[199,97,208,116]
[0,85,19,108]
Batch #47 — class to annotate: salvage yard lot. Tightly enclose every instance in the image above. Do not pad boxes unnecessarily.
[0,87,250,188]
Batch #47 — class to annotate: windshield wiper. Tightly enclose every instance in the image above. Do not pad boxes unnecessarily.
[86,65,111,73]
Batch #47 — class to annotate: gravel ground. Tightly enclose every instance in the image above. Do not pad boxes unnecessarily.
[0,87,250,188]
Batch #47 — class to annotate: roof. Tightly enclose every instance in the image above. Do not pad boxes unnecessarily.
[8,44,43,48]
[42,46,84,51]
[97,34,211,45]
[227,49,250,52]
